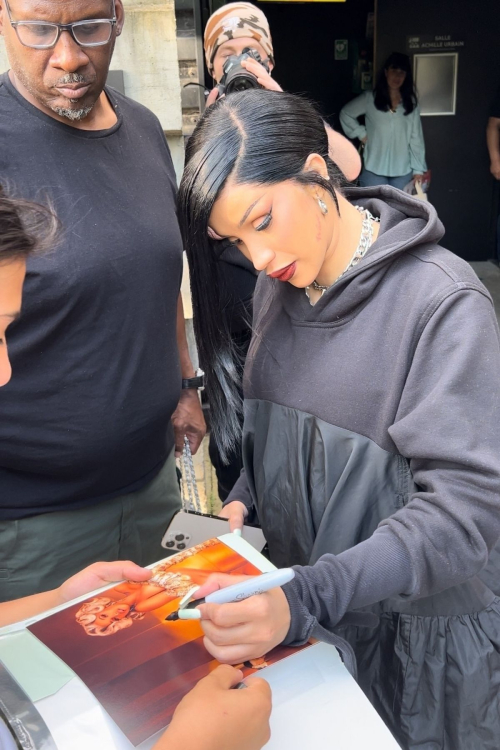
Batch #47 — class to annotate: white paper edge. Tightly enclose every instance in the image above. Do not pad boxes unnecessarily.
[218,533,276,572]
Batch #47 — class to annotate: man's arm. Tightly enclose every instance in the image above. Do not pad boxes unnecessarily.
[487,117,500,180]
[324,124,362,182]
[176,293,196,382]
[172,294,206,456]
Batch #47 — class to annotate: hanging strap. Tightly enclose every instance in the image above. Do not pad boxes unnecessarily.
[179,436,202,513]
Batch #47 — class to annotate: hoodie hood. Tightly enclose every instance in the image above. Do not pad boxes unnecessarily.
[279,185,445,323]
[245,182,486,441]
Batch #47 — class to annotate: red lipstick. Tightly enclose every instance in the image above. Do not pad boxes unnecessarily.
[269,262,296,282]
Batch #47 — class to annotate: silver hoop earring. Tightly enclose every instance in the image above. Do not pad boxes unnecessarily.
[317,197,328,215]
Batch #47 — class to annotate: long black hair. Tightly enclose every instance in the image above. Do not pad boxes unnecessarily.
[178,90,343,460]
[374,52,417,116]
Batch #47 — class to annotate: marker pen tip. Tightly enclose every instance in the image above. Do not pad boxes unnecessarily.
[165,612,180,621]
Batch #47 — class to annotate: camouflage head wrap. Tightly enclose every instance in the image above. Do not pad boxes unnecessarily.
[204,2,274,75]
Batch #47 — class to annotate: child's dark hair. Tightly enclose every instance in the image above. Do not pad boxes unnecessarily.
[374,52,417,116]
[0,186,59,266]
[178,89,343,460]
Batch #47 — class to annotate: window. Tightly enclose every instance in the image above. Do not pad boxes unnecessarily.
[414,52,458,116]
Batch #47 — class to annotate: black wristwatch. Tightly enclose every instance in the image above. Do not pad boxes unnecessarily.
[182,368,205,390]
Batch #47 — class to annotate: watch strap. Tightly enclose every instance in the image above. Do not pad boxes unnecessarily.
[182,374,205,389]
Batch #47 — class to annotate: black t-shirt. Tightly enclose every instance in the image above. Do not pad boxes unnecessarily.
[490,85,500,118]
[0,73,183,519]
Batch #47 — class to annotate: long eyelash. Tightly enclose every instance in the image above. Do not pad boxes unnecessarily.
[255,212,272,231]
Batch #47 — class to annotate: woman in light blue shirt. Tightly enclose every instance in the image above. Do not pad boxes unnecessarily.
[340,52,427,190]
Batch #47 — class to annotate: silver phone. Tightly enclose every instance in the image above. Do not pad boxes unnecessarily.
[161,508,266,553]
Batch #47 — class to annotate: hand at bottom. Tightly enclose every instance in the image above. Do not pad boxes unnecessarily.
[158,665,271,750]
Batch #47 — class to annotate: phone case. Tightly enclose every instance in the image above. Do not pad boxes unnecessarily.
[161,509,266,553]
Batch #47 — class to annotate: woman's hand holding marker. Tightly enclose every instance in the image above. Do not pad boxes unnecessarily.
[195,574,292,664]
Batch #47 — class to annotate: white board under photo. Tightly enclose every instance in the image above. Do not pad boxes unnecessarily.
[414,52,458,116]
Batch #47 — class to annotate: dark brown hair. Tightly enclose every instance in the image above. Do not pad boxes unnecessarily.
[374,52,417,116]
[0,187,59,266]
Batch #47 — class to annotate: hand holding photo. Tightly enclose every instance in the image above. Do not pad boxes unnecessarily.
[76,570,210,636]
[28,536,308,746]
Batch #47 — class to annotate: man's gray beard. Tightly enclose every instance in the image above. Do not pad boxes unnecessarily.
[52,104,94,121]
[50,73,95,121]
[13,68,97,122]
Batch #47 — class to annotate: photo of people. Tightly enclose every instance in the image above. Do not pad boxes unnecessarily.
[75,569,211,636]
[28,538,304,746]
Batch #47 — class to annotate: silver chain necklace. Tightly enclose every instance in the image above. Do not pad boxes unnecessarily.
[180,436,202,513]
[306,206,379,301]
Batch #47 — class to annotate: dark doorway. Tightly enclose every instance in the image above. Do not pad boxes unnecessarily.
[252,0,375,133]
[377,0,500,260]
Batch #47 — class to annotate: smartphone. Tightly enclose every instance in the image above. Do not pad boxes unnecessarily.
[161,508,266,553]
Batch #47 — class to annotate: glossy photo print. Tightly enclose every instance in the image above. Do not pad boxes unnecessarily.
[28,537,304,746]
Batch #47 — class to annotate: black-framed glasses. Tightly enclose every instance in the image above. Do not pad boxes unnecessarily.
[4,0,117,49]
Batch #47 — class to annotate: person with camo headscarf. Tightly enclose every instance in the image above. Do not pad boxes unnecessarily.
[204,2,361,183]
[204,2,274,76]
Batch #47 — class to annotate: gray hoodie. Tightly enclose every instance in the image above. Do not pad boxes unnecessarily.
[226,186,500,649]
